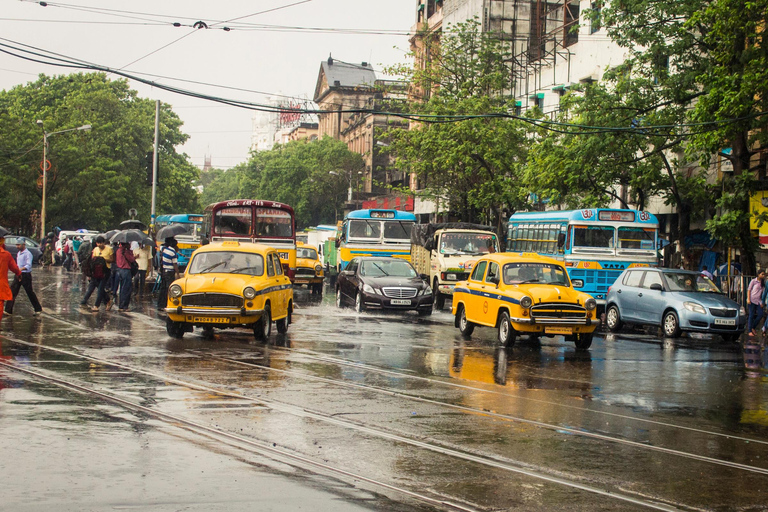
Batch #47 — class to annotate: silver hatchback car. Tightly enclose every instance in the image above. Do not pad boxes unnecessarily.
[605,268,746,341]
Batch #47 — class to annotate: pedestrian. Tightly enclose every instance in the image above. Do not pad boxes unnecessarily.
[746,270,765,337]
[156,237,180,310]
[62,236,75,271]
[132,241,152,297]
[701,265,714,280]
[80,236,114,312]
[0,231,23,325]
[41,232,54,268]
[76,237,92,277]
[4,239,43,316]
[114,242,136,312]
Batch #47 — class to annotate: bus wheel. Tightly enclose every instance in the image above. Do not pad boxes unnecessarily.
[457,305,474,338]
[498,311,516,347]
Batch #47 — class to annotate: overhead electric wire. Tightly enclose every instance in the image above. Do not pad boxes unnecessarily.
[209,0,314,27]
[1,36,766,138]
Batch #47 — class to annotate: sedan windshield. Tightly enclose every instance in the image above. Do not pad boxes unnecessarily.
[188,251,264,276]
[360,260,417,278]
[663,272,722,293]
[503,262,569,286]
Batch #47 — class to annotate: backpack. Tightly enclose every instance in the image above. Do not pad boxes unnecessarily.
[91,256,107,279]
[82,253,94,278]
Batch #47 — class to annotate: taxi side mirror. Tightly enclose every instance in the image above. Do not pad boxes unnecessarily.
[572,279,584,288]
[488,275,500,286]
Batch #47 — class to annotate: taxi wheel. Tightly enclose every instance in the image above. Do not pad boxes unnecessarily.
[276,303,291,334]
[662,310,681,338]
[254,305,272,341]
[166,318,184,339]
[457,305,474,337]
[574,332,593,350]
[498,311,516,347]
[201,326,215,339]
[355,292,365,313]
[606,305,622,332]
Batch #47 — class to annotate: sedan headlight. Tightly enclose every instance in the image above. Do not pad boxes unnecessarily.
[740,306,747,317]
[362,283,376,295]
[585,298,597,311]
[243,287,256,300]
[684,301,706,314]
[421,286,432,296]
[520,296,532,309]
[168,284,183,298]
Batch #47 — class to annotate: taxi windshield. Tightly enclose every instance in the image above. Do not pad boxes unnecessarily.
[188,251,264,276]
[664,272,722,293]
[297,248,318,259]
[503,262,569,286]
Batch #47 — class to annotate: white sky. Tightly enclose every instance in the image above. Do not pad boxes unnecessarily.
[0,0,415,170]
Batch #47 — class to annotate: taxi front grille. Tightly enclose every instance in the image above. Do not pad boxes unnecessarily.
[382,287,418,299]
[530,303,586,319]
[295,267,316,277]
[182,293,243,308]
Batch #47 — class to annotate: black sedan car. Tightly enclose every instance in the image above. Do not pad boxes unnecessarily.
[4,236,43,264]
[335,257,433,315]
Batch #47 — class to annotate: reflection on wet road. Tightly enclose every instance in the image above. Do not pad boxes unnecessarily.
[1,269,767,511]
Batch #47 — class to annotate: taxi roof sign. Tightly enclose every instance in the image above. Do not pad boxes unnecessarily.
[221,241,241,247]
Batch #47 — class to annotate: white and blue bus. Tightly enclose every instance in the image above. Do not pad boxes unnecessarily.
[507,209,660,308]
[336,209,417,271]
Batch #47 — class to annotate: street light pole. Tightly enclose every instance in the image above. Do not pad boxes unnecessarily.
[36,121,92,239]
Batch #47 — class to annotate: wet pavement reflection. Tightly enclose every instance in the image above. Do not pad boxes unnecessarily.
[1,268,767,511]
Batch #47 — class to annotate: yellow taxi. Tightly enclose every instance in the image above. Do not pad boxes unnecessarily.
[165,241,293,340]
[294,242,324,295]
[451,253,598,349]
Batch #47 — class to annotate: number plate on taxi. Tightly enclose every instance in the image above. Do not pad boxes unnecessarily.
[390,299,412,305]
[714,318,736,326]
[545,326,573,335]
[192,316,230,324]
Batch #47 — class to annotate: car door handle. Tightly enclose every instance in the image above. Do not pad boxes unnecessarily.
[617,290,622,293]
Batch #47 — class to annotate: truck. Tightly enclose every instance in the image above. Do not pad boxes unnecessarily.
[410,223,500,310]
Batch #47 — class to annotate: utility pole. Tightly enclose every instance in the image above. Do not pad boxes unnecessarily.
[150,100,160,234]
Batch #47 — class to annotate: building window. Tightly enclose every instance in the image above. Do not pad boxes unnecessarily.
[564,1,580,47]
[590,2,602,34]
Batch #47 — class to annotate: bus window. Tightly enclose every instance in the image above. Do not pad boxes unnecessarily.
[349,220,381,239]
[256,208,293,237]
[618,227,655,250]
[215,207,252,236]
[573,226,615,248]
[383,221,413,241]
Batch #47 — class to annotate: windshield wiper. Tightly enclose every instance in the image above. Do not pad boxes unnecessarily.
[200,261,226,273]
[519,279,540,284]
[229,267,255,274]
[372,262,389,276]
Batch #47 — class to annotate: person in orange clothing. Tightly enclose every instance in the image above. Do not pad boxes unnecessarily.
[0,228,23,325]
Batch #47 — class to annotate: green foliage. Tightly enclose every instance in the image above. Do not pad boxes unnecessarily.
[201,137,361,229]
[385,19,531,224]
[0,72,200,235]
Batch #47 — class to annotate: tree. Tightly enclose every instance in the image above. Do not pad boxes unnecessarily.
[385,19,532,230]
[597,0,768,272]
[0,72,200,234]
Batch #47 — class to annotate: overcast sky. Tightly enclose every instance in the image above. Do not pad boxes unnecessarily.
[0,0,415,170]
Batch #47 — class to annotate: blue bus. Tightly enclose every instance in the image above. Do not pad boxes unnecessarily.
[507,209,660,307]
[155,213,204,268]
[336,209,417,271]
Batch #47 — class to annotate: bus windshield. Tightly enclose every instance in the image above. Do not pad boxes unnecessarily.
[383,221,413,242]
[214,207,252,237]
[618,227,655,251]
[573,226,614,249]
[349,220,381,240]
[255,208,293,237]
[440,233,497,255]
[503,262,569,286]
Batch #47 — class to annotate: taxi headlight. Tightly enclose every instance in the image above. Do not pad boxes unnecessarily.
[585,298,597,311]
[520,296,532,309]
[315,264,323,274]
[168,284,182,298]
[243,287,256,299]
[684,301,706,314]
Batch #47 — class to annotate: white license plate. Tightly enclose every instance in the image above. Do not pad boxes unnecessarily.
[192,316,230,324]
[390,299,412,305]
[545,326,573,335]
[714,318,736,326]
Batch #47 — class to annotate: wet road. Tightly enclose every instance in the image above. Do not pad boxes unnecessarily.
[1,268,768,511]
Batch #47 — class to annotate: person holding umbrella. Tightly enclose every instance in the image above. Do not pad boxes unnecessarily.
[157,237,180,310]
[0,229,23,325]
[114,242,136,311]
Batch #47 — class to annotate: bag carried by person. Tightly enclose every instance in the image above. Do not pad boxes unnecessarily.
[130,260,139,277]
[91,256,107,279]
[82,253,94,278]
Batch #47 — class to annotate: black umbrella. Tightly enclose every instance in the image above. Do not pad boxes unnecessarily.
[156,223,188,241]
[111,229,151,244]
[120,219,146,230]
[0,227,8,238]
[102,229,120,242]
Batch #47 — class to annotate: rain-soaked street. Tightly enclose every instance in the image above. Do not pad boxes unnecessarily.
[2,268,768,511]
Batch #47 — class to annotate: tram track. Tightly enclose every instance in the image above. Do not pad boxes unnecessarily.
[0,334,691,512]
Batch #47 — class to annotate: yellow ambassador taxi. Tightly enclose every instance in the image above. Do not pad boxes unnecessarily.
[294,243,324,296]
[452,253,598,349]
[165,241,293,341]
